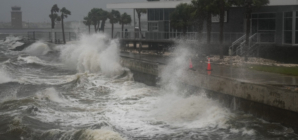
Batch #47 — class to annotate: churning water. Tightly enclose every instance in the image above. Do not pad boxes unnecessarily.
[0,34,297,140]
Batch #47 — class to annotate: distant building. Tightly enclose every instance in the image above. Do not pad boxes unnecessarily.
[107,0,298,46]
[11,6,22,28]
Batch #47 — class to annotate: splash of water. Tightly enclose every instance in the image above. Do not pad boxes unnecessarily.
[3,36,22,45]
[23,41,50,56]
[35,88,66,103]
[80,128,125,140]
[153,42,231,128]
[18,56,47,65]
[150,94,231,128]
[160,44,190,93]
[0,67,13,84]
[10,41,24,50]
[58,33,123,75]
[40,128,125,140]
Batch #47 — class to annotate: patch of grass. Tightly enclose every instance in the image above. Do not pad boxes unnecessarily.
[248,65,298,76]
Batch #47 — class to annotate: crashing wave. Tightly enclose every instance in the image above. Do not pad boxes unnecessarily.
[34,88,67,103]
[0,67,14,84]
[23,41,50,56]
[39,128,125,140]
[58,33,123,76]
[17,56,60,66]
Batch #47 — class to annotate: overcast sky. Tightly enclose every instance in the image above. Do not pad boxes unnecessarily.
[0,0,146,22]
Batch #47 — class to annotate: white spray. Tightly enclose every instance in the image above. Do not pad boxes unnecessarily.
[58,33,123,75]
[23,41,50,56]
[152,42,232,128]
[0,66,13,84]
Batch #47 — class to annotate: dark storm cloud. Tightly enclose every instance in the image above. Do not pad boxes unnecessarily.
[0,0,145,22]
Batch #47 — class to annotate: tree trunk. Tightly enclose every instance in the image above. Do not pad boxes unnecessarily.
[219,0,225,59]
[138,12,142,38]
[97,21,101,32]
[61,15,66,44]
[111,23,114,38]
[183,24,187,36]
[51,11,54,29]
[51,29,55,43]
[122,24,124,38]
[207,12,212,44]
[101,20,105,32]
[197,15,204,42]
[94,22,97,33]
[245,4,252,61]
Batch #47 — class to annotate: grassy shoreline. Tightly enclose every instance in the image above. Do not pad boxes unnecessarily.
[247,65,298,76]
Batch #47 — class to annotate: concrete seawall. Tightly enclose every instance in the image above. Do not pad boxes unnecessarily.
[120,57,298,132]
[121,57,159,86]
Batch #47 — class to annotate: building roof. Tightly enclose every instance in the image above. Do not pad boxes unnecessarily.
[107,0,298,9]
[269,0,298,6]
[107,0,191,9]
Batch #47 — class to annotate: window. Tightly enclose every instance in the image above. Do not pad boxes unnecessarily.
[284,12,293,44]
[258,19,275,30]
[148,22,158,31]
[160,9,164,21]
[252,13,276,43]
[258,13,276,18]
[155,9,160,21]
[148,9,154,21]
[164,9,170,20]
[252,13,276,31]
[148,9,165,21]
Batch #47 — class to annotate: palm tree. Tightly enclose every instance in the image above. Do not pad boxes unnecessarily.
[49,4,59,29]
[170,3,194,35]
[89,8,101,33]
[233,0,269,61]
[99,10,109,32]
[119,13,132,38]
[49,4,59,43]
[60,7,71,44]
[135,9,147,37]
[191,0,206,42]
[191,0,217,44]
[109,10,120,38]
[213,0,234,59]
[83,15,92,34]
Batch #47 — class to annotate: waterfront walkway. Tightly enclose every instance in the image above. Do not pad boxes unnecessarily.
[120,52,298,87]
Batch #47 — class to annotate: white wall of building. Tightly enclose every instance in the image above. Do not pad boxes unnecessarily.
[107,0,191,9]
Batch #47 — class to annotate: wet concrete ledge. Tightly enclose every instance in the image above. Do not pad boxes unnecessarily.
[120,57,298,132]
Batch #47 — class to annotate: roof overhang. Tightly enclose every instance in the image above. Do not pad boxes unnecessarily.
[107,1,191,9]
[269,0,298,6]
[107,0,298,9]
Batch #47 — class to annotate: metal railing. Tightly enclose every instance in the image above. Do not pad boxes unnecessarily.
[27,31,77,43]
[231,32,276,56]
[116,31,244,44]
[229,34,246,50]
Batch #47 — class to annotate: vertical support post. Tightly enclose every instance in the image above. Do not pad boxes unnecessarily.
[292,11,296,45]
[51,29,55,43]
[133,8,136,40]
[55,32,57,44]
[133,8,136,49]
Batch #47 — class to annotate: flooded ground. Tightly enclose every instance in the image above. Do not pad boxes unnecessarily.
[0,34,297,140]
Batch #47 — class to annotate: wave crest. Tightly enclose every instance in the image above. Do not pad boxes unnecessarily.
[23,41,50,56]
[58,34,123,75]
